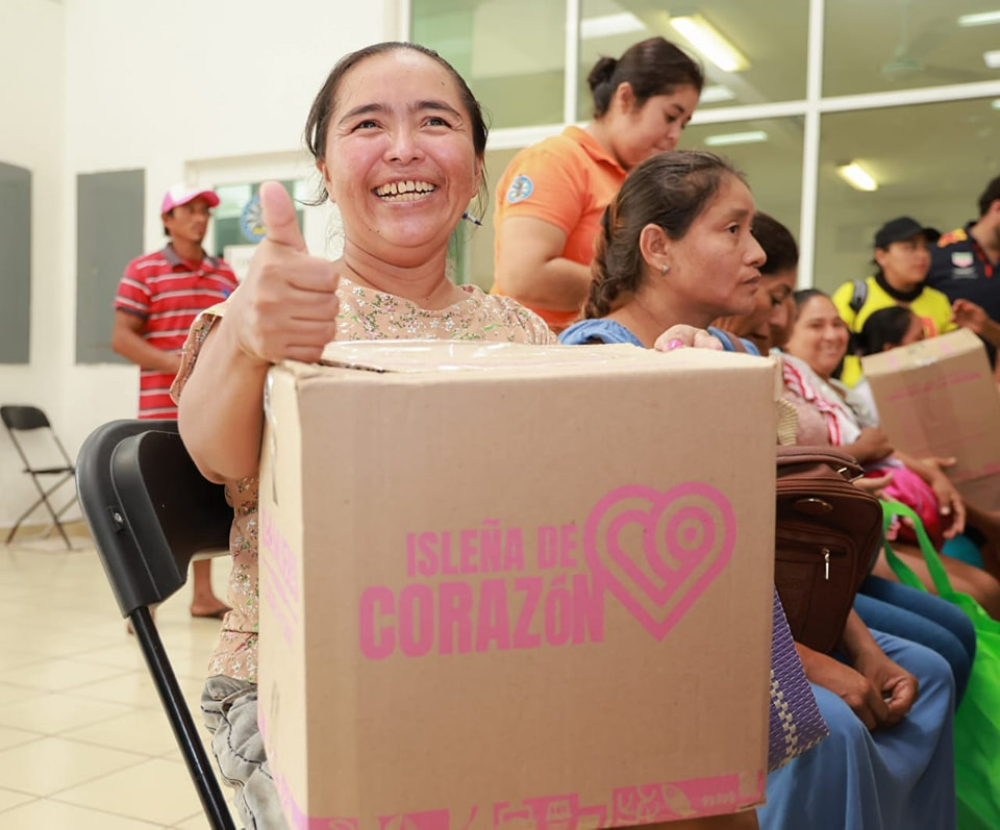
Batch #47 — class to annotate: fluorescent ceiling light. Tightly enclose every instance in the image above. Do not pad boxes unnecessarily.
[704,130,768,147]
[670,14,749,73]
[700,85,736,104]
[580,12,646,40]
[837,162,879,192]
[985,50,1000,68]
[958,11,1000,27]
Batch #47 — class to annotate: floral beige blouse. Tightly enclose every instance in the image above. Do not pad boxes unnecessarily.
[172,278,556,682]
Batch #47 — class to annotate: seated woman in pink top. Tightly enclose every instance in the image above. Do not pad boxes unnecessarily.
[782,289,1000,618]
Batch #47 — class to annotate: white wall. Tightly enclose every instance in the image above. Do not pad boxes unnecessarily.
[1,0,400,526]
[0,0,70,528]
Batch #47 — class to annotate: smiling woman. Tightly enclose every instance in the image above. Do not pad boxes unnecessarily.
[168,42,765,830]
[171,41,562,830]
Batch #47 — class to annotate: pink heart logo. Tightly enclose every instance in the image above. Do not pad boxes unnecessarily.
[583,483,735,640]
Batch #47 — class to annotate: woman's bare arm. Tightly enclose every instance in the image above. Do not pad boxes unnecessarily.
[494,216,593,312]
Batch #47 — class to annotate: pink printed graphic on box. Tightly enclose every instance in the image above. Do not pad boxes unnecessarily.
[494,794,607,830]
[584,483,735,640]
[284,773,761,830]
[357,482,736,658]
[260,506,301,647]
[380,809,477,830]
[886,371,982,402]
[611,774,755,824]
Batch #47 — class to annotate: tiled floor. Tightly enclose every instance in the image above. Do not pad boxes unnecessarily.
[0,524,238,829]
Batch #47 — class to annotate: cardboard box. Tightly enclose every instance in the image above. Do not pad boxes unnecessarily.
[862,328,1000,511]
[257,341,779,830]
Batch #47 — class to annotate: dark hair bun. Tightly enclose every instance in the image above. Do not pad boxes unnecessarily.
[587,57,617,91]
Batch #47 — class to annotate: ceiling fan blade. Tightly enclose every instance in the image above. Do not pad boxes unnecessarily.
[924,64,992,84]
[906,20,952,63]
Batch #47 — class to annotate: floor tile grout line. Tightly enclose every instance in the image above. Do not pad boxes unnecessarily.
[47,789,187,827]
[0,793,42,815]
[35,794,170,827]
[0,540,228,828]
[41,752,177,800]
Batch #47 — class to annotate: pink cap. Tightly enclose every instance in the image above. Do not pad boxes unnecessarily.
[160,184,220,214]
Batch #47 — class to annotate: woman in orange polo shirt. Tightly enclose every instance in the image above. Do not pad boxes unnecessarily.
[492,37,703,331]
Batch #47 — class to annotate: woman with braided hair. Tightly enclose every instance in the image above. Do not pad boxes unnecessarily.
[559,150,764,351]
[560,150,957,830]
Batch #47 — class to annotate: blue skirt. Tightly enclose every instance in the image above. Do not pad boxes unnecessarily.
[760,629,956,830]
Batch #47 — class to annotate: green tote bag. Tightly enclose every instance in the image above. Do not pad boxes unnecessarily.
[882,500,1000,830]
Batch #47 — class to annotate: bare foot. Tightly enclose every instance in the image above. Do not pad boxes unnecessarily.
[190,600,230,619]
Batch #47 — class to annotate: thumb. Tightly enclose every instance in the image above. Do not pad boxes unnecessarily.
[931,456,957,469]
[260,181,307,252]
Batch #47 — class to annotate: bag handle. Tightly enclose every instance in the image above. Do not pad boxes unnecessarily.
[776,445,864,478]
[880,500,956,598]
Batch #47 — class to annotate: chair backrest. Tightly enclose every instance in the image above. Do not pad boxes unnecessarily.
[76,419,232,617]
[1,405,51,432]
[2,403,75,474]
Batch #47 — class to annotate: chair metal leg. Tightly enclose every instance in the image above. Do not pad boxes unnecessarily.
[129,607,237,830]
[6,491,49,543]
[7,474,76,548]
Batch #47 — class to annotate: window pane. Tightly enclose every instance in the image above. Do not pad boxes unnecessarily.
[825,0,1000,96]
[814,99,998,293]
[214,180,303,253]
[683,118,804,241]
[213,181,304,282]
[577,0,808,121]
[412,0,567,128]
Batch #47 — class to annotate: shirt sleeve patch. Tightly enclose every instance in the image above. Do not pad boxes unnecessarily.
[506,175,534,204]
[939,229,967,245]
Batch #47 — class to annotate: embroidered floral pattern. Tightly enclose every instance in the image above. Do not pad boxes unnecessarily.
[173,278,555,681]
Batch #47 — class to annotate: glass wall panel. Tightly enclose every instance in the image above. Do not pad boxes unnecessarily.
[467,125,805,293]
[577,0,808,121]
[683,117,804,242]
[814,98,1000,293]
[412,0,567,128]
[825,0,1000,97]
[213,179,304,255]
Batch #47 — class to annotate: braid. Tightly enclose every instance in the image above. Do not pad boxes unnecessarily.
[586,203,639,317]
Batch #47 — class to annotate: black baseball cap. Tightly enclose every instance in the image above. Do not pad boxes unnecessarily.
[874,216,930,250]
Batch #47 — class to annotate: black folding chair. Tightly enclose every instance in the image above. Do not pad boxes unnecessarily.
[2,404,79,548]
[75,419,236,830]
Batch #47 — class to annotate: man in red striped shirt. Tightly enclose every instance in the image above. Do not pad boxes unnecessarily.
[112,183,237,619]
